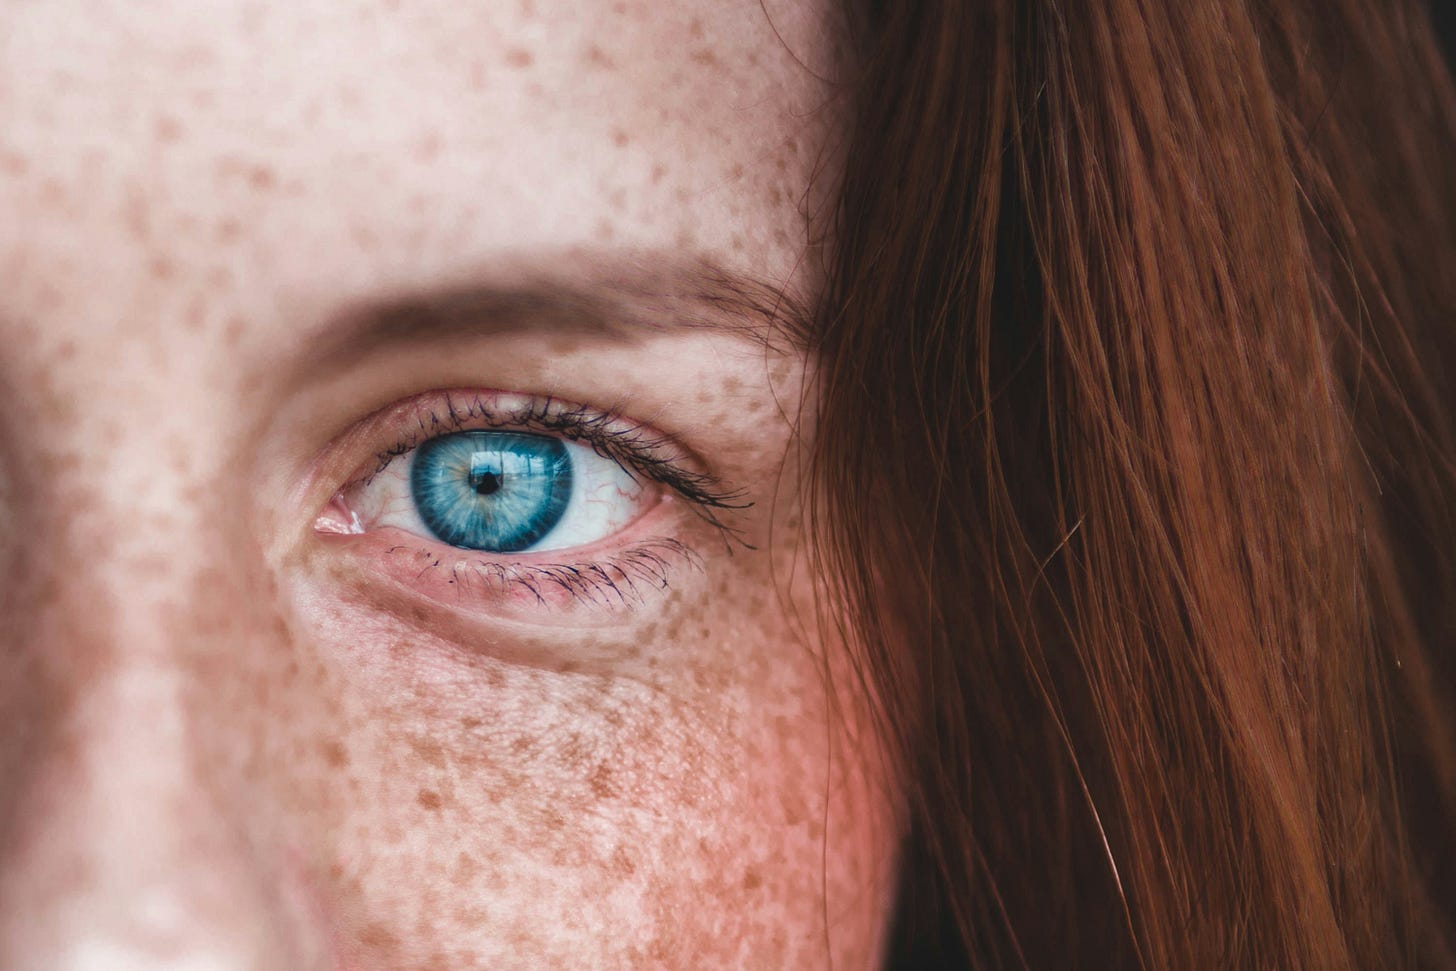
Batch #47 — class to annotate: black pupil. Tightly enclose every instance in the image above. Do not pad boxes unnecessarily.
[471,469,502,495]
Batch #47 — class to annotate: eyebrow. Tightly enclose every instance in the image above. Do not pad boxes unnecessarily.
[304,256,815,370]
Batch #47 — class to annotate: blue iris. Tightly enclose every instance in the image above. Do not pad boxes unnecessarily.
[410,431,573,552]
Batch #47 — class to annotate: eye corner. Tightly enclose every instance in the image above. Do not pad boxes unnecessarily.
[313,492,362,536]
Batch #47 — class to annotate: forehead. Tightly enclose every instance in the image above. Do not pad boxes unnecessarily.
[0,0,842,346]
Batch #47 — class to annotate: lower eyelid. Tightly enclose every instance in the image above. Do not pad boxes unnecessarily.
[315,525,703,621]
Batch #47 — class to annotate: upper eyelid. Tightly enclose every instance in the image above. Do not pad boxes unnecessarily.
[343,390,752,517]
[361,393,661,478]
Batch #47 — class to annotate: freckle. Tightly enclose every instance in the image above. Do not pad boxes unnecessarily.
[409,735,448,768]
[453,851,479,885]
[742,867,763,890]
[588,760,617,798]
[153,115,184,143]
[359,923,398,949]
[417,788,443,810]
[504,47,534,68]
[610,844,636,875]
[690,48,720,68]
[350,224,380,252]
[414,130,443,162]
[781,789,805,826]
[460,716,482,730]
[729,163,745,181]
[322,739,350,768]
[223,315,247,347]
[689,17,705,39]
[214,217,242,243]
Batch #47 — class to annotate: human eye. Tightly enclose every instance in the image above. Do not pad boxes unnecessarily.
[346,428,642,554]
[311,390,745,615]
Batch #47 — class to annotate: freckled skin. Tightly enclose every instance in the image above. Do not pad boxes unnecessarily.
[0,1,899,969]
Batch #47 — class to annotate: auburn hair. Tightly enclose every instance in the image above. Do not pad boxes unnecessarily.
[810,0,1456,966]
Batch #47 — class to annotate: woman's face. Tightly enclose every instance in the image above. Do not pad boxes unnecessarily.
[0,1,900,968]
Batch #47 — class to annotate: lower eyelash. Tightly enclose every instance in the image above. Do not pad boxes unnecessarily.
[381,538,702,608]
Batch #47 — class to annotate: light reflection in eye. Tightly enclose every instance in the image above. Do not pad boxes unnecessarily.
[344,429,655,554]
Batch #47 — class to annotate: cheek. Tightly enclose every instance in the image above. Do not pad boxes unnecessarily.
[263,544,900,970]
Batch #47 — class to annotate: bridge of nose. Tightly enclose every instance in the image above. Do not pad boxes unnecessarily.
[0,659,298,968]
[0,361,333,969]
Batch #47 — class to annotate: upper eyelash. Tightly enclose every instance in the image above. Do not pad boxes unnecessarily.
[361,391,753,546]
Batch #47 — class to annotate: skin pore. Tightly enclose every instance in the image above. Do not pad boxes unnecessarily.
[0,1,900,968]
